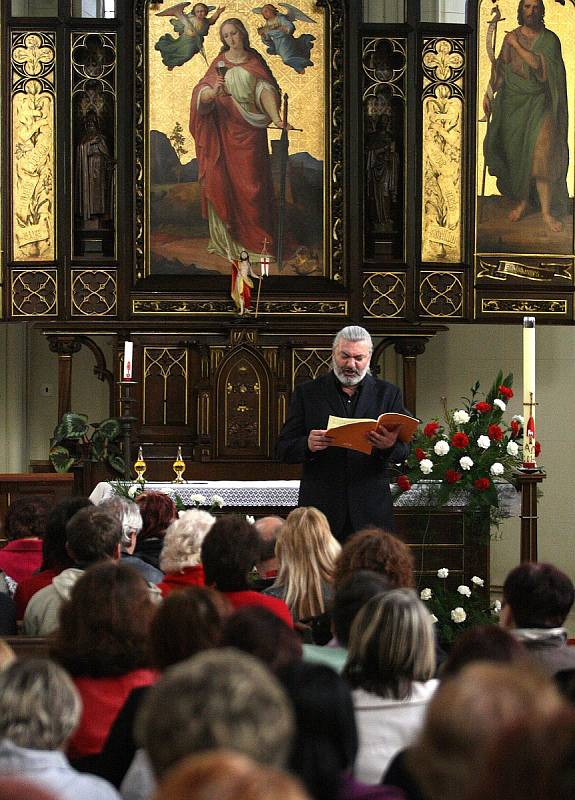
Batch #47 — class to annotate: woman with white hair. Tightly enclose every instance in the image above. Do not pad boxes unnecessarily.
[0,659,120,799]
[343,588,438,784]
[157,509,215,597]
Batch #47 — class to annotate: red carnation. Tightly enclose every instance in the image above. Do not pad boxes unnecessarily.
[488,424,504,441]
[498,385,514,399]
[510,419,521,437]
[475,402,492,414]
[415,448,426,461]
[423,421,440,438]
[474,477,490,491]
[451,432,469,449]
[397,475,412,491]
[445,469,462,484]
[535,440,542,457]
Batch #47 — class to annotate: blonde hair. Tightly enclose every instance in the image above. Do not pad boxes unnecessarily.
[160,510,215,573]
[0,639,16,670]
[344,588,436,699]
[274,506,341,620]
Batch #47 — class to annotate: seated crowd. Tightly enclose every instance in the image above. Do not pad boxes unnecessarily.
[0,493,575,800]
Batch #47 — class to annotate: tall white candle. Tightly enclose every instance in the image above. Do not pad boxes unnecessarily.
[522,317,535,463]
[123,341,133,381]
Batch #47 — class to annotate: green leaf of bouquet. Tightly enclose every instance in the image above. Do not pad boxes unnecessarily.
[52,412,89,442]
[49,445,76,473]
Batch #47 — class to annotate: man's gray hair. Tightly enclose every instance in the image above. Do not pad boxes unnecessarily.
[0,659,82,750]
[98,496,143,549]
[332,325,373,352]
[135,648,294,777]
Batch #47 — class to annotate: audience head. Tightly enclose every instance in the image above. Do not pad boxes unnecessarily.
[0,639,16,670]
[41,496,92,571]
[275,507,341,619]
[136,491,177,541]
[0,658,82,750]
[4,495,51,541]
[333,527,414,591]
[467,705,575,800]
[331,569,394,647]
[254,516,284,576]
[201,514,259,591]
[407,662,565,800]
[221,606,302,672]
[150,586,230,671]
[502,562,574,628]
[52,561,155,676]
[160,509,215,573]
[344,588,435,699]
[136,648,294,778]
[65,505,122,566]
[98,495,143,552]
[441,624,526,678]
[153,751,309,800]
[279,661,358,800]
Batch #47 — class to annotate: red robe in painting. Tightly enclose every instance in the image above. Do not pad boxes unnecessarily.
[190,52,278,255]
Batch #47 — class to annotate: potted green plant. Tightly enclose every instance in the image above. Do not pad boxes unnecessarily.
[49,412,125,475]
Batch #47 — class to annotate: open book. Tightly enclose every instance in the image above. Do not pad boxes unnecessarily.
[326,412,419,455]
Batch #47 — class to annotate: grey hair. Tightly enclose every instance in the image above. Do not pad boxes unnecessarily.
[98,496,143,549]
[344,588,436,699]
[160,509,216,573]
[135,648,294,777]
[0,659,82,750]
[332,326,373,353]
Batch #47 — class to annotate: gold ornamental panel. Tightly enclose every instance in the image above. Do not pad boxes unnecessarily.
[11,268,57,316]
[143,347,188,426]
[363,272,405,318]
[11,31,56,262]
[421,38,465,264]
[292,348,331,388]
[71,269,117,316]
[419,271,464,318]
[132,298,347,316]
[479,297,569,316]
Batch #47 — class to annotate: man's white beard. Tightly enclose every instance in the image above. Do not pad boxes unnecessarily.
[332,358,371,387]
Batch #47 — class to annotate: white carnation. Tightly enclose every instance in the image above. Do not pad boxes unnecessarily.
[420,459,434,475]
[471,576,484,587]
[128,485,140,498]
[457,584,471,597]
[492,600,502,614]
[434,440,450,456]
[190,493,206,505]
[477,435,490,450]
[210,494,225,508]
[453,410,470,425]
[451,607,467,623]
[437,568,449,579]
[507,440,519,456]
[245,515,256,525]
[512,414,524,425]
[493,398,506,411]
[460,456,473,471]
[420,588,433,601]
[490,462,504,476]
[430,614,438,624]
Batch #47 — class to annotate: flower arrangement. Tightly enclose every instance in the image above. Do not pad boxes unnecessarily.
[420,568,501,649]
[396,372,526,524]
[107,481,225,514]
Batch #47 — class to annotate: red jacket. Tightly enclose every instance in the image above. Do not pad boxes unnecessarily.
[14,568,60,619]
[158,565,205,597]
[223,590,293,627]
[0,539,43,584]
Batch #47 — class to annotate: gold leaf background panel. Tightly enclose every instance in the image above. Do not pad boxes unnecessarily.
[146,1,326,278]
[11,32,56,262]
[476,0,574,256]
[421,38,465,264]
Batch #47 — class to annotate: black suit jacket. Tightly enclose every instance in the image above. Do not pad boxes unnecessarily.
[276,372,410,539]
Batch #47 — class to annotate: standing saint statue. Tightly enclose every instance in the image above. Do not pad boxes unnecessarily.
[76,113,115,228]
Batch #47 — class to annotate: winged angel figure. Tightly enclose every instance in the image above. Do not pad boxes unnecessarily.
[252,3,316,74]
[155,2,225,70]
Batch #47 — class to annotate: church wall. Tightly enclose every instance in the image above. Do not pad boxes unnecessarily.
[0,323,28,473]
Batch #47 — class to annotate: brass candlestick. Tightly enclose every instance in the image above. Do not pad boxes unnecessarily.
[134,447,147,485]
[172,446,186,484]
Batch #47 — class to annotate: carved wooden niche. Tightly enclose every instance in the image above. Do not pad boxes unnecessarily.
[214,344,271,460]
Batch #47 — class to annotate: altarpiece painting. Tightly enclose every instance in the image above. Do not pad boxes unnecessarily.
[142,0,328,280]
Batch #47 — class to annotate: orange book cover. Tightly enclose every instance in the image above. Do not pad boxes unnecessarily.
[326,413,419,455]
